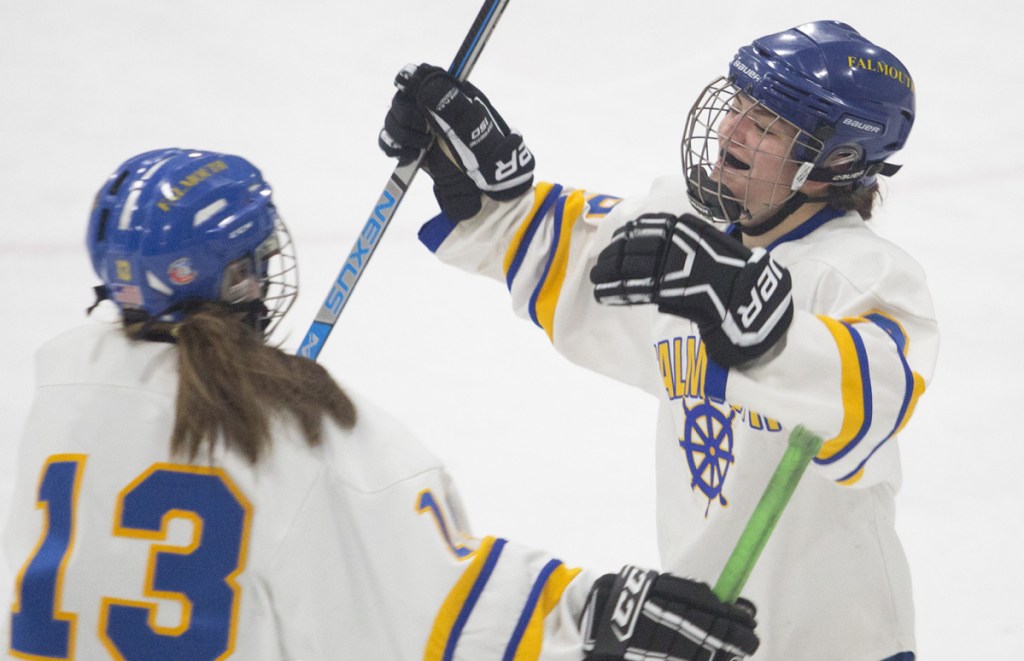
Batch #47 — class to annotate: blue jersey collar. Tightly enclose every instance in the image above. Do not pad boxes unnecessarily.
[726,206,846,251]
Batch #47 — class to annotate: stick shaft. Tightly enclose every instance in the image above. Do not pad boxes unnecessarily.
[298,0,512,360]
[712,425,824,603]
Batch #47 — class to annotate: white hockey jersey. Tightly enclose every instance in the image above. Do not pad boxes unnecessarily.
[420,175,939,661]
[3,323,594,660]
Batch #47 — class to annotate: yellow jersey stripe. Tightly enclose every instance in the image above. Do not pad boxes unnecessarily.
[534,190,585,341]
[423,536,500,661]
[894,372,926,435]
[503,183,557,284]
[816,315,867,461]
[509,563,582,661]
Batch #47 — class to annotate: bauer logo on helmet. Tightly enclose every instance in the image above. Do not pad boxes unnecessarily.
[841,116,883,134]
[731,59,761,83]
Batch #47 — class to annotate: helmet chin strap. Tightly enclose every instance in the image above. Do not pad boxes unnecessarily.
[685,164,831,236]
[736,192,817,237]
[738,162,829,237]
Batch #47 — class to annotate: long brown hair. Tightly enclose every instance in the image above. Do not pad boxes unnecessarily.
[129,304,356,464]
[828,181,881,221]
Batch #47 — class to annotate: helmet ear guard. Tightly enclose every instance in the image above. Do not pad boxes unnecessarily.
[800,144,902,187]
[823,144,864,173]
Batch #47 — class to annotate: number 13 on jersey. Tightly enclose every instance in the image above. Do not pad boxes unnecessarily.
[10,456,252,660]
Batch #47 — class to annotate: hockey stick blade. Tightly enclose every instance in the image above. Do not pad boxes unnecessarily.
[298,0,511,361]
[712,425,824,604]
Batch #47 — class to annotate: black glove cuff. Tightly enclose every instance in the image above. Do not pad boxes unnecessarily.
[698,299,793,367]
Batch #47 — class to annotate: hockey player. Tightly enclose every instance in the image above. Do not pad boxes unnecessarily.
[379,20,938,661]
[3,148,759,660]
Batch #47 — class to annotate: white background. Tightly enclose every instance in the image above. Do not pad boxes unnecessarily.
[1,1,1021,657]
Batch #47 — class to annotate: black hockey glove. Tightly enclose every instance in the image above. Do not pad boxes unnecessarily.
[581,566,759,661]
[378,64,432,165]
[378,79,483,220]
[590,213,793,367]
[379,63,534,220]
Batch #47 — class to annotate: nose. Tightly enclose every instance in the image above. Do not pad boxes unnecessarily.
[717,108,738,143]
[718,109,755,151]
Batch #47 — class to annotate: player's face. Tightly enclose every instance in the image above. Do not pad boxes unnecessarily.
[713,93,802,223]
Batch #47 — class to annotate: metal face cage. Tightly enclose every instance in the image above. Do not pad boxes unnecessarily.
[254,211,298,338]
[681,77,824,224]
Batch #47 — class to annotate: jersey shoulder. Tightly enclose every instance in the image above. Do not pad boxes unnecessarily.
[778,213,929,290]
[776,213,936,321]
[318,389,446,494]
[34,322,178,396]
[598,174,695,226]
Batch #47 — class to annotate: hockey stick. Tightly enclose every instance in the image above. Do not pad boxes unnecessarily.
[298,0,512,360]
[712,424,824,603]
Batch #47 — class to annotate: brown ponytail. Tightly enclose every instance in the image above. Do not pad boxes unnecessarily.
[827,182,880,221]
[138,304,356,464]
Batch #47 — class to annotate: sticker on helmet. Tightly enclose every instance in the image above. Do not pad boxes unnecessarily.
[110,283,144,308]
[168,258,197,285]
[157,160,229,212]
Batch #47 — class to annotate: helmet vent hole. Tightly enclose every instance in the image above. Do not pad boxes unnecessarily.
[96,208,109,241]
[108,169,130,196]
[776,89,800,103]
[771,80,807,104]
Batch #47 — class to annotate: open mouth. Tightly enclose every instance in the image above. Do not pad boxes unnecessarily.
[721,150,750,171]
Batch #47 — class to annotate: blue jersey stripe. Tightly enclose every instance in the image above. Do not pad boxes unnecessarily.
[505,185,563,290]
[766,206,845,251]
[815,321,874,466]
[444,538,507,661]
[865,315,916,444]
[502,559,563,660]
[527,195,568,328]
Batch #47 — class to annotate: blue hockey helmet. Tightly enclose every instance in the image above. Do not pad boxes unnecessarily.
[86,148,297,335]
[730,20,914,180]
[683,21,915,223]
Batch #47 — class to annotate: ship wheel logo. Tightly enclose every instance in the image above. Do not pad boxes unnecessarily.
[679,399,736,516]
